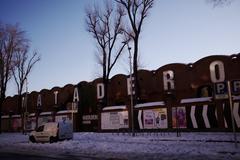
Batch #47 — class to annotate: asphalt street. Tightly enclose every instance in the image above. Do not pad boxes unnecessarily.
[1,151,237,160]
[0,152,99,160]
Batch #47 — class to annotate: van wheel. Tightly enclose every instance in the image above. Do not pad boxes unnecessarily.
[50,137,55,143]
[29,136,36,143]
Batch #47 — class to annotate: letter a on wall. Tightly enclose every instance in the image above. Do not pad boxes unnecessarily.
[37,94,42,108]
[73,87,79,102]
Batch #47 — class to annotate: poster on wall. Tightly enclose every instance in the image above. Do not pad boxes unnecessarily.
[101,111,128,130]
[12,118,21,131]
[38,116,53,127]
[26,117,36,131]
[172,106,187,128]
[143,108,168,129]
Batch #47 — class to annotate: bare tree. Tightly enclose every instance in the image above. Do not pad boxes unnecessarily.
[12,47,40,111]
[86,1,129,106]
[115,0,155,102]
[12,46,40,133]
[0,23,27,133]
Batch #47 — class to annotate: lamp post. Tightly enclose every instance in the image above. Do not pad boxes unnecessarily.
[127,43,135,137]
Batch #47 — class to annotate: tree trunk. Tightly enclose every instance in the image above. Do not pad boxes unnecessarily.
[18,94,25,134]
[133,36,140,104]
[0,99,3,134]
[103,78,109,107]
[0,94,6,134]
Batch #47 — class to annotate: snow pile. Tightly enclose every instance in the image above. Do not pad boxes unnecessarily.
[0,132,240,160]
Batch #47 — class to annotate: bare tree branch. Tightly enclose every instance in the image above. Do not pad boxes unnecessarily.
[207,0,233,6]
[12,47,40,96]
[116,0,154,102]
[0,23,29,133]
[85,0,129,106]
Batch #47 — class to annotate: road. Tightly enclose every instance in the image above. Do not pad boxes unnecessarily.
[0,152,100,160]
[1,151,236,160]
[1,132,239,160]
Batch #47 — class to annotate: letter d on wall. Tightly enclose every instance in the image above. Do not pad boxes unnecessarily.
[97,83,105,99]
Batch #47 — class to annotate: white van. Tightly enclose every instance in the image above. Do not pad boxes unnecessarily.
[29,121,73,143]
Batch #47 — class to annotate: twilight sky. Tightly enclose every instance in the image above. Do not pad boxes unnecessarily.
[0,0,240,96]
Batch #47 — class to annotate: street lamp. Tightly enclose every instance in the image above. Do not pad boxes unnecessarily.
[127,43,135,137]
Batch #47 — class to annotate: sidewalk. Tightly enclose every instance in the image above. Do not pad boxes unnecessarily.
[0,132,240,160]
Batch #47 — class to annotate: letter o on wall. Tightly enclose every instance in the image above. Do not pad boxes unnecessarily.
[209,61,225,83]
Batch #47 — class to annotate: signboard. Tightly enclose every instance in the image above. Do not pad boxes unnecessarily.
[172,107,187,128]
[232,80,240,95]
[101,111,128,130]
[82,114,98,124]
[143,108,168,129]
[214,82,228,99]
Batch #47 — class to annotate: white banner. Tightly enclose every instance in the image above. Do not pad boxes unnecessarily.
[101,111,129,130]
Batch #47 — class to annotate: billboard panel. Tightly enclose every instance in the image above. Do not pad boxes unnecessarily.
[101,111,128,130]
[143,108,168,129]
[172,107,187,128]
[12,118,21,131]
[26,117,36,131]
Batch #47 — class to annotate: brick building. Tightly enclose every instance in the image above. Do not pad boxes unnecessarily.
[1,54,240,132]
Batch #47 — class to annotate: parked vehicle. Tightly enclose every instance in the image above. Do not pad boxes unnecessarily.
[29,121,73,143]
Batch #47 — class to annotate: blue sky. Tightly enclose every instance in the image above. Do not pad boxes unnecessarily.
[0,0,240,96]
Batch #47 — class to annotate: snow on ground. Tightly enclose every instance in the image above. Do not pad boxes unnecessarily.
[0,132,240,160]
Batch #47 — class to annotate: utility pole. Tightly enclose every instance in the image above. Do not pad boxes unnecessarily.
[227,81,238,148]
[25,78,28,114]
[0,58,2,134]
[23,78,28,134]
[127,43,135,137]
